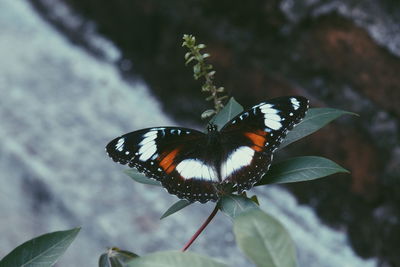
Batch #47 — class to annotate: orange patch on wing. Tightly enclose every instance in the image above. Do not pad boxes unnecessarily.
[159,148,180,174]
[251,145,263,152]
[254,129,268,136]
[244,131,266,146]
[165,164,177,174]
[245,131,268,152]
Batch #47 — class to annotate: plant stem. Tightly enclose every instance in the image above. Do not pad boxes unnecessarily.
[182,34,226,119]
[181,204,219,252]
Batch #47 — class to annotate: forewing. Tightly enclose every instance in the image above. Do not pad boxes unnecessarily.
[219,96,309,191]
[106,127,220,203]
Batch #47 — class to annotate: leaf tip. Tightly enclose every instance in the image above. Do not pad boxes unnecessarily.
[340,167,351,174]
[123,168,132,176]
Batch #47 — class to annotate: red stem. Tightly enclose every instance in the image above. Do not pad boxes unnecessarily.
[181,204,219,252]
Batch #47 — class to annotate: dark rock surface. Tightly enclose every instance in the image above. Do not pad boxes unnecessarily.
[5,0,400,265]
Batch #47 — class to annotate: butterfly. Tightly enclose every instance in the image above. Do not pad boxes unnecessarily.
[106,96,309,203]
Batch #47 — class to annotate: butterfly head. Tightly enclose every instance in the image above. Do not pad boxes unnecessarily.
[206,123,218,133]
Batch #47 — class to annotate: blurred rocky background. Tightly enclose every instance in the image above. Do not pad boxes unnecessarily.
[1,0,399,266]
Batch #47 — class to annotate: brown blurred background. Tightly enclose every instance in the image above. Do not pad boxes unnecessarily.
[29,0,400,266]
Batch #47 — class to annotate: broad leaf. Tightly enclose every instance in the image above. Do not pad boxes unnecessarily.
[0,227,80,267]
[99,247,138,267]
[280,108,356,149]
[99,254,123,267]
[210,97,243,130]
[160,199,192,220]
[234,210,296,267]
[127,251,226,267]
[257,156,349,186]
[124,169,161,186]
[219,195,259,219]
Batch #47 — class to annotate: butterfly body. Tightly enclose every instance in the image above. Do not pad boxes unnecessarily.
[106,96,309,203]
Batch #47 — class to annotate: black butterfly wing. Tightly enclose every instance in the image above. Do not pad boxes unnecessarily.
[218,96,309,192]
[106,127,220,203]
[106,97,309,202]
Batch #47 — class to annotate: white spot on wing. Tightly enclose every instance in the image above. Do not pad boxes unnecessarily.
[259,104,283,130]
[221,146,255,180]
[260,106,278,114]
[239,112,249,120]
[264,118,282,130]
[176,159,218,181]
[255,103,273,109]
[138,131,158,161]
[291,97,300,110]
[264,113,281,121]
[139,143,157,161]
[116,138,125,152]
[139,140,155,153]
[139,133,157,145]
[144,131,158,138]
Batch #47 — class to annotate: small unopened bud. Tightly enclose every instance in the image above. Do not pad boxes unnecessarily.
[184,52,191,60]
[208,71,216,76]
[201,109,216,119]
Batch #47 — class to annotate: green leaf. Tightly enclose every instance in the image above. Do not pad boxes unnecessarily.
[99,247,138,267]
[124,169,161,186]
[99,254,117,267]
[210,97,243,130]
[99,254,124,267]
[219,195,259,219]
[160,199,192,220]
[234,209,296,267]
[280,108,357,149]
[0,227,80,267]
[257,156,349,186]
[127,251,226,267]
